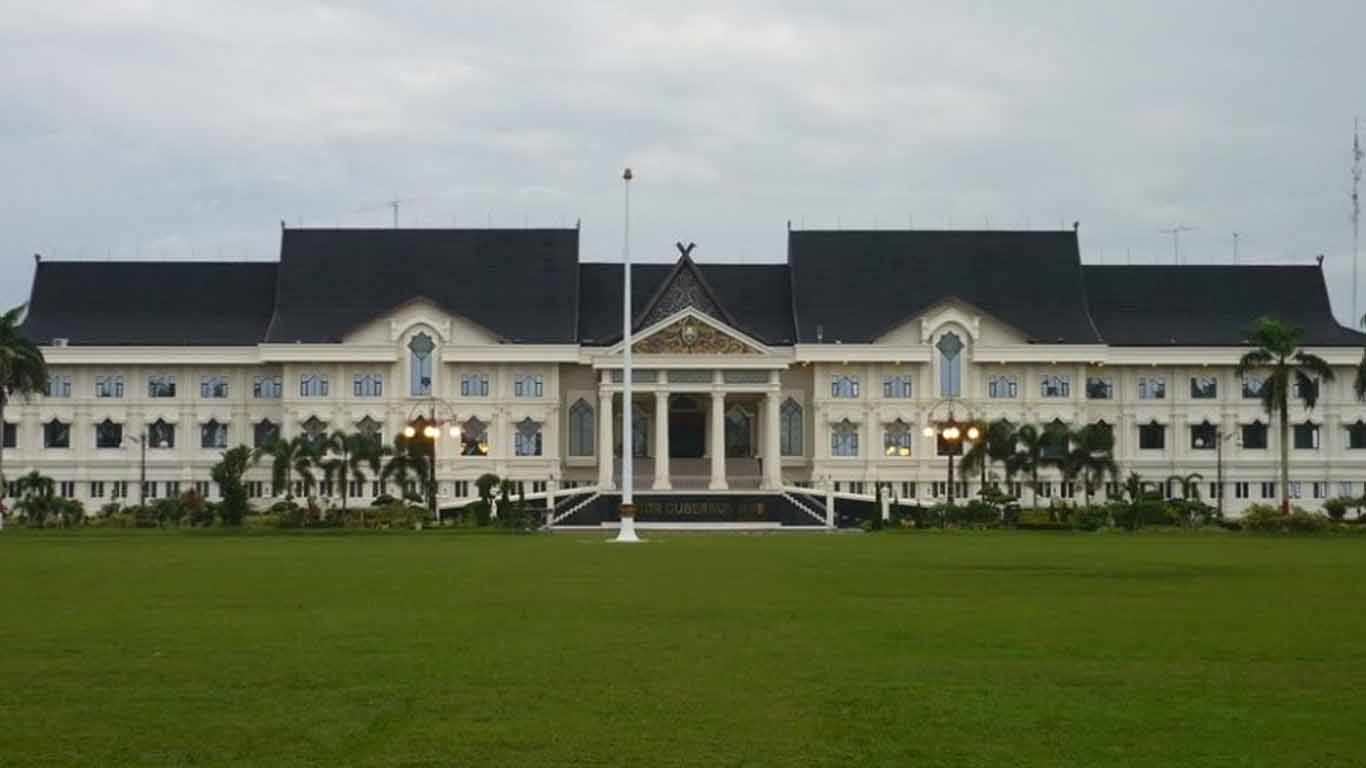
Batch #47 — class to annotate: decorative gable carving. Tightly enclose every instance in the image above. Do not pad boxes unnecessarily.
[640,264,725,328]
[632,317,758,355]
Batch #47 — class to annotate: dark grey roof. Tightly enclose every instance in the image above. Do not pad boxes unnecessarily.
[789,230,1102,344]
[21,261,278,346]
[265,228,579,343]
[1083,265,1366,346]
[578,261,794,346]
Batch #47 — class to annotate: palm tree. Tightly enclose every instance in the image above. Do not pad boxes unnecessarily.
[13,470,55,526]
[320,430,384,512]
[254,435,317,500]
[1009,424,1047,509]
[1067,423,1118,507]
[0,305,47,530]
[381,436,429,502]
[1235,317,1336,514]
[961,419,1015,494]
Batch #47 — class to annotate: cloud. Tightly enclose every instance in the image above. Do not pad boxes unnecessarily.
[1,1,1364,322]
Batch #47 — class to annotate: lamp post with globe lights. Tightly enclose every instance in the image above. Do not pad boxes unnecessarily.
[921,401,980,506]
[402,400,462,521]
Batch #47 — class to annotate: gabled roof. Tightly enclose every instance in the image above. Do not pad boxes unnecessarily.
[1082,265,1366,346]
[577,261,793,346]
[265,228,579,343]
[21,260,278,346]
[633,246,738,330]
[789,230,1101,344]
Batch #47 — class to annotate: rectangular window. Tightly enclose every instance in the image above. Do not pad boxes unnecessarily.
[1242,422,1268,450]
[253,375,283,399]
[988,375,1018,399]
[200,375,229,399]
[1235,482,1250,499]
[1041,376,1071,399]
[1289,481,1302,499]
[95,375,124,398]
[882,375,913,399]
[166,481,180,498]
[300,374,329,398]
[514,375,545,398]
[89,481,105,498]
[831,376,860,399]
[1138,423,1166,450]
[461,373,490,397]
[1060,481,1076,498]
[2,423,15,449]
[1138,376,1166,400]
[1190,376,1218,399]
[58,481,75,498]
[453,480,470,498]
[1104,481,1121,499]
[45,374,72,398]
[1038,482,1054,499]
[147,374,177,398]
[1312,482,1326,500]
[353,373,384,398]
[1086,377,1113,400]
[1293,423,1320,450]
[111,481,127,499]
[144,481,158,499]
[1341,481,1356,498]
[1242,375,1266,399]
[1260,482,1276,499]
[194,480,211,497]
[900,482,916,499]
[246,481,263,499]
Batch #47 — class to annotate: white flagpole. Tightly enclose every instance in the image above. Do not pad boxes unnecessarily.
[615,168,640,543]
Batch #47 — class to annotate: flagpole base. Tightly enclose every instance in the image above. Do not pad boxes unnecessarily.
[611,504,642,543]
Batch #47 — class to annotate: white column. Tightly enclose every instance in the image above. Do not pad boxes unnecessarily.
[709,391,727,490]
[763,391,781,489]
[654,391,671,490]
[597,391,614,489]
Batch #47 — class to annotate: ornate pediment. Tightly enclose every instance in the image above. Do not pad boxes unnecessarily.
[632,317,758,355]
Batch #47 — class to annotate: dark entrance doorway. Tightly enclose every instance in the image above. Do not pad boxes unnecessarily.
[669,395,705,458]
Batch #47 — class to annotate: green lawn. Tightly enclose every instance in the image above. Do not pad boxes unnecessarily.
[1,530,1363,767]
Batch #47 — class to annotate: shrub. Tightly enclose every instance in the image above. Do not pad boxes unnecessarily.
[1016,509,1070,530]
[1242,504,1330,533]
[1071,505,1110,532]
[1323,497,1351,522]
[371,493,398,507]
[949,500,1000,528]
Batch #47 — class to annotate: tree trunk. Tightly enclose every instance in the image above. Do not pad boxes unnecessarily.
[1280,404,1291,515]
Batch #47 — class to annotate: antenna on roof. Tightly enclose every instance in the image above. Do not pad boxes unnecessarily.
[1318,253,1326,268]
[1160,224,1196,265]
[1072,221,1080,232]
[1233,232,1240,265]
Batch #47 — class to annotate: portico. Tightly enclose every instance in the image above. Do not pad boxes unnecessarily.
[594,368,785,492]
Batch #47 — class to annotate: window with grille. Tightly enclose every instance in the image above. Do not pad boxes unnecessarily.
[779,398,803,456]
[831,419,859,457]
[988,375,1018,399]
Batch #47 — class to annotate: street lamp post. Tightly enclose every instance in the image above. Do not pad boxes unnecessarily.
[922,403,980,507]
[1195,427,1237,520]
[125,431,149,506]
[403,401,461,522]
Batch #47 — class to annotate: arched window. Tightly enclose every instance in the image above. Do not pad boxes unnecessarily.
[568,399,594,456]
[1349,420,1366,450]
[884,419,913,457]
[254,419,279,449]
[357,416,382,439]
[201,419,228,449]
[409,333,434,396]
[937,332,963,397]
[43,418,70,449]
[461,417,489,456]
[514,418,543,457]
[95,418,123,449]
[301,416,326,448]
[779,398,803,456]
[831,419,859,457]
[149,418,175,449]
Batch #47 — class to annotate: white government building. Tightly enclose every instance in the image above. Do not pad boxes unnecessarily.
[10,227,1366,526]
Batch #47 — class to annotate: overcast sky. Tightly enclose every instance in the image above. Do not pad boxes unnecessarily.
[3,2,1365,322]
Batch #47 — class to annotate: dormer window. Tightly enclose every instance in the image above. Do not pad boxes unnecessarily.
[409,333,434,397]
[937,333,963,397]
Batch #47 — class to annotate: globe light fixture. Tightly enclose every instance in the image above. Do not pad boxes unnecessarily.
[448,425,461,439]
[423,425,438,439]
[403,425,417,439]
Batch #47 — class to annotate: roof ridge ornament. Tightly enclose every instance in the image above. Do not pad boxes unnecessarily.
[676,241,697,259]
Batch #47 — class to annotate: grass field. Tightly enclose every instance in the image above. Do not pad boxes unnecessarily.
[1,530,1363,767]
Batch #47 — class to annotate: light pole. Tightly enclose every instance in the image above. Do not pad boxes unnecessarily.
[615,167,641,543]
[125,431,149,506]
[922,402,979,506]
[403,400,461,521]
[1195,427,1238,520]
